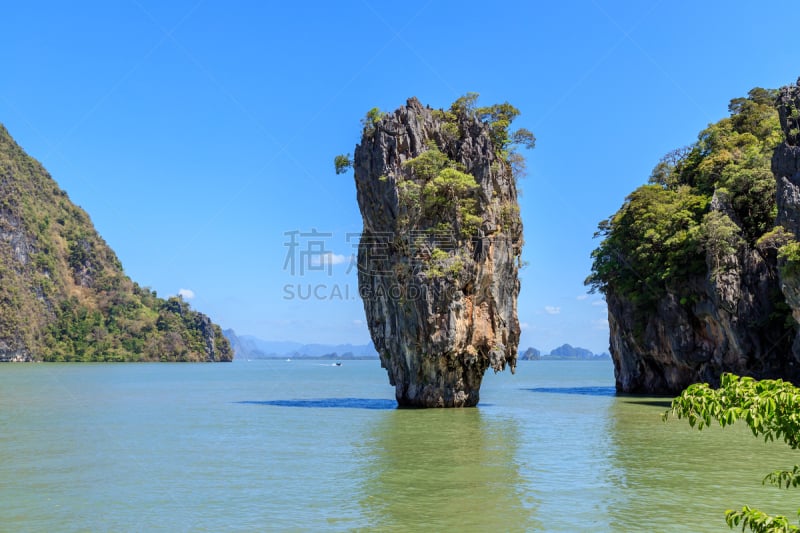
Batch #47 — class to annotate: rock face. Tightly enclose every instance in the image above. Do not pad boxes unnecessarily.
[352,98,523,407]
[774,80,800,362]
[606,247,793,393]
[0,123,232,362]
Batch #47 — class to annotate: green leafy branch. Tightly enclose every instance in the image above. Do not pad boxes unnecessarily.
[665,374,800,532]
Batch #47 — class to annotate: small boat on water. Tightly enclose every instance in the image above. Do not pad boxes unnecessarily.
[335,361,342,366]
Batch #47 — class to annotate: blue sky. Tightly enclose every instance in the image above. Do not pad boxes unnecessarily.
[2,1,797,354]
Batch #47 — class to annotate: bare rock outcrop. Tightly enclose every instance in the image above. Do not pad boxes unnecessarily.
[606,243,792,394]
[774,79,800,361]
[352,98,524,407]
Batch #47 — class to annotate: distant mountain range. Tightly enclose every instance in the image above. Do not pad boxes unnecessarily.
[519,344,610,360]
[223,330,378,359]
[225,331,609,362]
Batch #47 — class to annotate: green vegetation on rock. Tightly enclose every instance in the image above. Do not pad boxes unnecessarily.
[402,147,481,240]
[0,124,232,362]
[334,153,352,175]
[337,94,532,282]
[587,88,783,315]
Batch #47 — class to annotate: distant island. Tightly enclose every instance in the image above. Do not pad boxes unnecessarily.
[518,344,610,361]
[225,331,608,362]
[223,330,378,360]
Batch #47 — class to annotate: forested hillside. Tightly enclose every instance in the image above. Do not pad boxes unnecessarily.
[0,124,231,362]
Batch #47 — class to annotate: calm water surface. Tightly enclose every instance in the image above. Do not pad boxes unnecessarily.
[0,360,797,532]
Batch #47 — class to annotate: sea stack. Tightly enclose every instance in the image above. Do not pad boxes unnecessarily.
[350,97,526,407]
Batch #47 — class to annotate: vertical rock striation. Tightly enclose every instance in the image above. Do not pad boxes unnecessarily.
[352,98,523,407]
[605,245,791,394]
[774,79,800,361]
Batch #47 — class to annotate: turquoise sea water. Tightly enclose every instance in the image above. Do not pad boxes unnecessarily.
[0,359,797,532]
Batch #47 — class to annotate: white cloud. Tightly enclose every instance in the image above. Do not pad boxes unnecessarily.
[576,294,589,301]
[520,322,530,330]
[544,306,561,315]
[178,288,195,300]
[329,253,348,265]
[352,319,364,326]
[308,253,351,267]
[591,300,606,307]
[592,318,609,330]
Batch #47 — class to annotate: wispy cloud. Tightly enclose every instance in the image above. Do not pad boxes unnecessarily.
[592,300,606,307]
[178,288,195,300]
[308,253,351,267]
[329,253,349,265]
[520,322,530,330]
[544,306,561,315]
[576,294,589,301]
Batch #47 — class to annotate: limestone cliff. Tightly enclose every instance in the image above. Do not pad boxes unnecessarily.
[605,243,793,393]
[351,97,525,407]
[774,80,800,362]
[590,86,800,393]
[0,123,232,362]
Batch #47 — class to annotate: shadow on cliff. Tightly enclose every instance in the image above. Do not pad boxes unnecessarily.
[236,398,396,410]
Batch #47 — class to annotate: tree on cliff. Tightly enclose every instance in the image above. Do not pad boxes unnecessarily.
[666,374,800,532]
[334,95,535,181]
[586,87,781,308]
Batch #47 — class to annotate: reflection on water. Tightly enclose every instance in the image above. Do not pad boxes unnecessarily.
[516,385,618,531]
[603,396,800,532]
[357,408,540,531]
[5,360,800,531]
